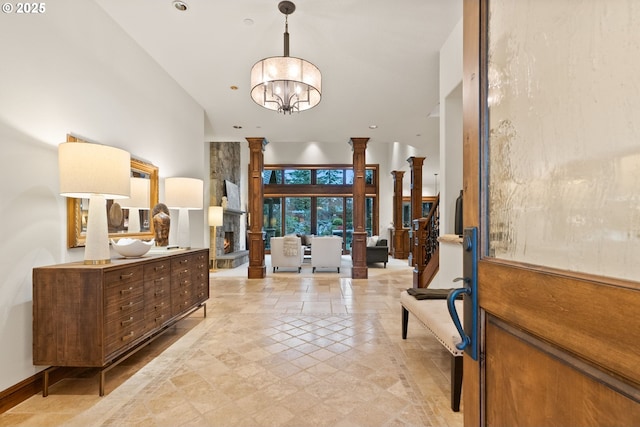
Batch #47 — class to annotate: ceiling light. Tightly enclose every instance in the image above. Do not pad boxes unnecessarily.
[172,1,188,11]
[369,125,378,129]
[250,1,321,114]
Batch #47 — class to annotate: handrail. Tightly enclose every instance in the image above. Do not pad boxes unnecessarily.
[412,194,440,288]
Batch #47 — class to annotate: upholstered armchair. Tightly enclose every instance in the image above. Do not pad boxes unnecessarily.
[311,236,342,272]
[270,236,304,273]
[366,238,389,268]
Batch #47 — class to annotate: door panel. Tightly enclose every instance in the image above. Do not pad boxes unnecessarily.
[486,317,640,427]
[463,0,640,424]
[479,261,640,387]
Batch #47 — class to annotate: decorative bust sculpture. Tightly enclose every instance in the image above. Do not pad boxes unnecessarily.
[221,196,228,209]
[151,203,170,246]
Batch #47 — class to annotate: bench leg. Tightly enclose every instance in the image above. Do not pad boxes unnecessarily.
[402,306,409,339]
[451,354,463,412]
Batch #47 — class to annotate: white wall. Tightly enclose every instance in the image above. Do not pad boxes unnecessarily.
[431,18,464,290]
[0,0,205,392]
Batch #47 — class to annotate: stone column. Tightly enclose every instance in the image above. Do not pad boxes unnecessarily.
[407,156,425,268]
[246,137,268,279]
[350,137,369,279]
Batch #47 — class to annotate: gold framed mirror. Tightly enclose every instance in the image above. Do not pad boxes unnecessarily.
[65,135,159,248]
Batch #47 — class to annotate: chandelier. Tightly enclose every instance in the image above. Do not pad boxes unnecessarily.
[250,1,322,114]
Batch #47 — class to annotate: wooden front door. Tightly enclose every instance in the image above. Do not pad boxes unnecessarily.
[462,1,640,425]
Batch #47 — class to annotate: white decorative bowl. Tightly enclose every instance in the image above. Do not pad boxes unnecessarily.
[111,238,154,258]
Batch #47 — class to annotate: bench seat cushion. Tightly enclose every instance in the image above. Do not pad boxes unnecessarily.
[400,290,464,356]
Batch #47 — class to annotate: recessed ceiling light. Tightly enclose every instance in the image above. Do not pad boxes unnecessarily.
[230,85,238,90]
[369,125,378,129]
[243,18,254,26]
[233,125,243,129]
[172,1,188,11]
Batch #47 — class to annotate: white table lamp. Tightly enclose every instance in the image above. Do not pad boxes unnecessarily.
[59,142,131,264]
[120,177,150,232]
[208,206,224,270]
[165,177,203,248]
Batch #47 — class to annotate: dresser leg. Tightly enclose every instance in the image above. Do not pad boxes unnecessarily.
[42,367,55,397]
[99,370,105,396]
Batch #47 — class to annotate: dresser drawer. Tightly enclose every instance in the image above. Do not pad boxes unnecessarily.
[145,277,171,330]
[105,295,144,325]
[144,259,170,280]
[105,316,146,357]
[145,275,170,298]
[105,282,144,318]
[145,301,172,330]
[171,255,193,270]
[105,266,143,287]
[171,286,193,314]
[192,252,207,269]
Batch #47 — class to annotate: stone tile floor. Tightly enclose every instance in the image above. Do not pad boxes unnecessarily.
[0,257,463,427]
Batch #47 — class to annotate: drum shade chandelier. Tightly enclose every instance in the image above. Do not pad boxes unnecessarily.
[250,1,321,114]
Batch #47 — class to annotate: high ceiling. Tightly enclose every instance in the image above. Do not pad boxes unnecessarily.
[95,0,462,150]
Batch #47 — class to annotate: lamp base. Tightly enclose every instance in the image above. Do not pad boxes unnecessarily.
[84,259,111,265]
[175,207,191,249]
[127,207,141,233]
[84,194,112,265]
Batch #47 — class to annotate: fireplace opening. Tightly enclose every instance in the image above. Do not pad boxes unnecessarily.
[224,232,234,254]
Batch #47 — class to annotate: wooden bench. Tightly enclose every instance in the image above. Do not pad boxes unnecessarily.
[400,290,463,412]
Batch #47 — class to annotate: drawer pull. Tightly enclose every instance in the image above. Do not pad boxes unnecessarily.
[181,280,189,286]
[121,316,134,326]
[155,315,164,322]
[155,289,164,296]
[197,264,205,269]
[154,277,165,283]
[120,272,134,280]
[120,301,134,310]
[182,269,189,274]
[122,331,135,341]
[154,265,165,271]
[120,287,133,295]
[180,259,189,265]
[155,302,165,309]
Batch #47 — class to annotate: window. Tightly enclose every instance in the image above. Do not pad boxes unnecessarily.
[262,164,379,253]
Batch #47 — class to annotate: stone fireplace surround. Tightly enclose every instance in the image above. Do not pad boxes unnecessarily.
[209,142,248,268]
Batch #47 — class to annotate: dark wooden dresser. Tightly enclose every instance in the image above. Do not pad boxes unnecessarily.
[32,248,209,395]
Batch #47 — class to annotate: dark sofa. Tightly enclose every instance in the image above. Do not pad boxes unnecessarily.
[366,238,389,268]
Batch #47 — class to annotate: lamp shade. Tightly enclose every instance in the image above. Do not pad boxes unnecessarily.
[121,177,150,209]
[164,177,203,209]
[250,56,322,113]
[208,206,224,227]
[58,142,130,199]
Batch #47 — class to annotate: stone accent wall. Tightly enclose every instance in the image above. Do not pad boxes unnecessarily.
[209,142,243,263]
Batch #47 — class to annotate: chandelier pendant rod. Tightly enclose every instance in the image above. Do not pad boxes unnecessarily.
[283,15,290,57]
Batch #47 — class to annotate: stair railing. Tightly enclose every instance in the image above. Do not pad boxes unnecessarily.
[412,194,440,288]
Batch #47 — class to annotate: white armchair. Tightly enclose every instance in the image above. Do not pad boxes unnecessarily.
[270,236,304,273]
[311,236,343,272]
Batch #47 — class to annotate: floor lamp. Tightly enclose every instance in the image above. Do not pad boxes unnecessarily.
[58,142,131,264]
[165,177,203,249]
[208,206,223,270]
[120,177,150,233]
